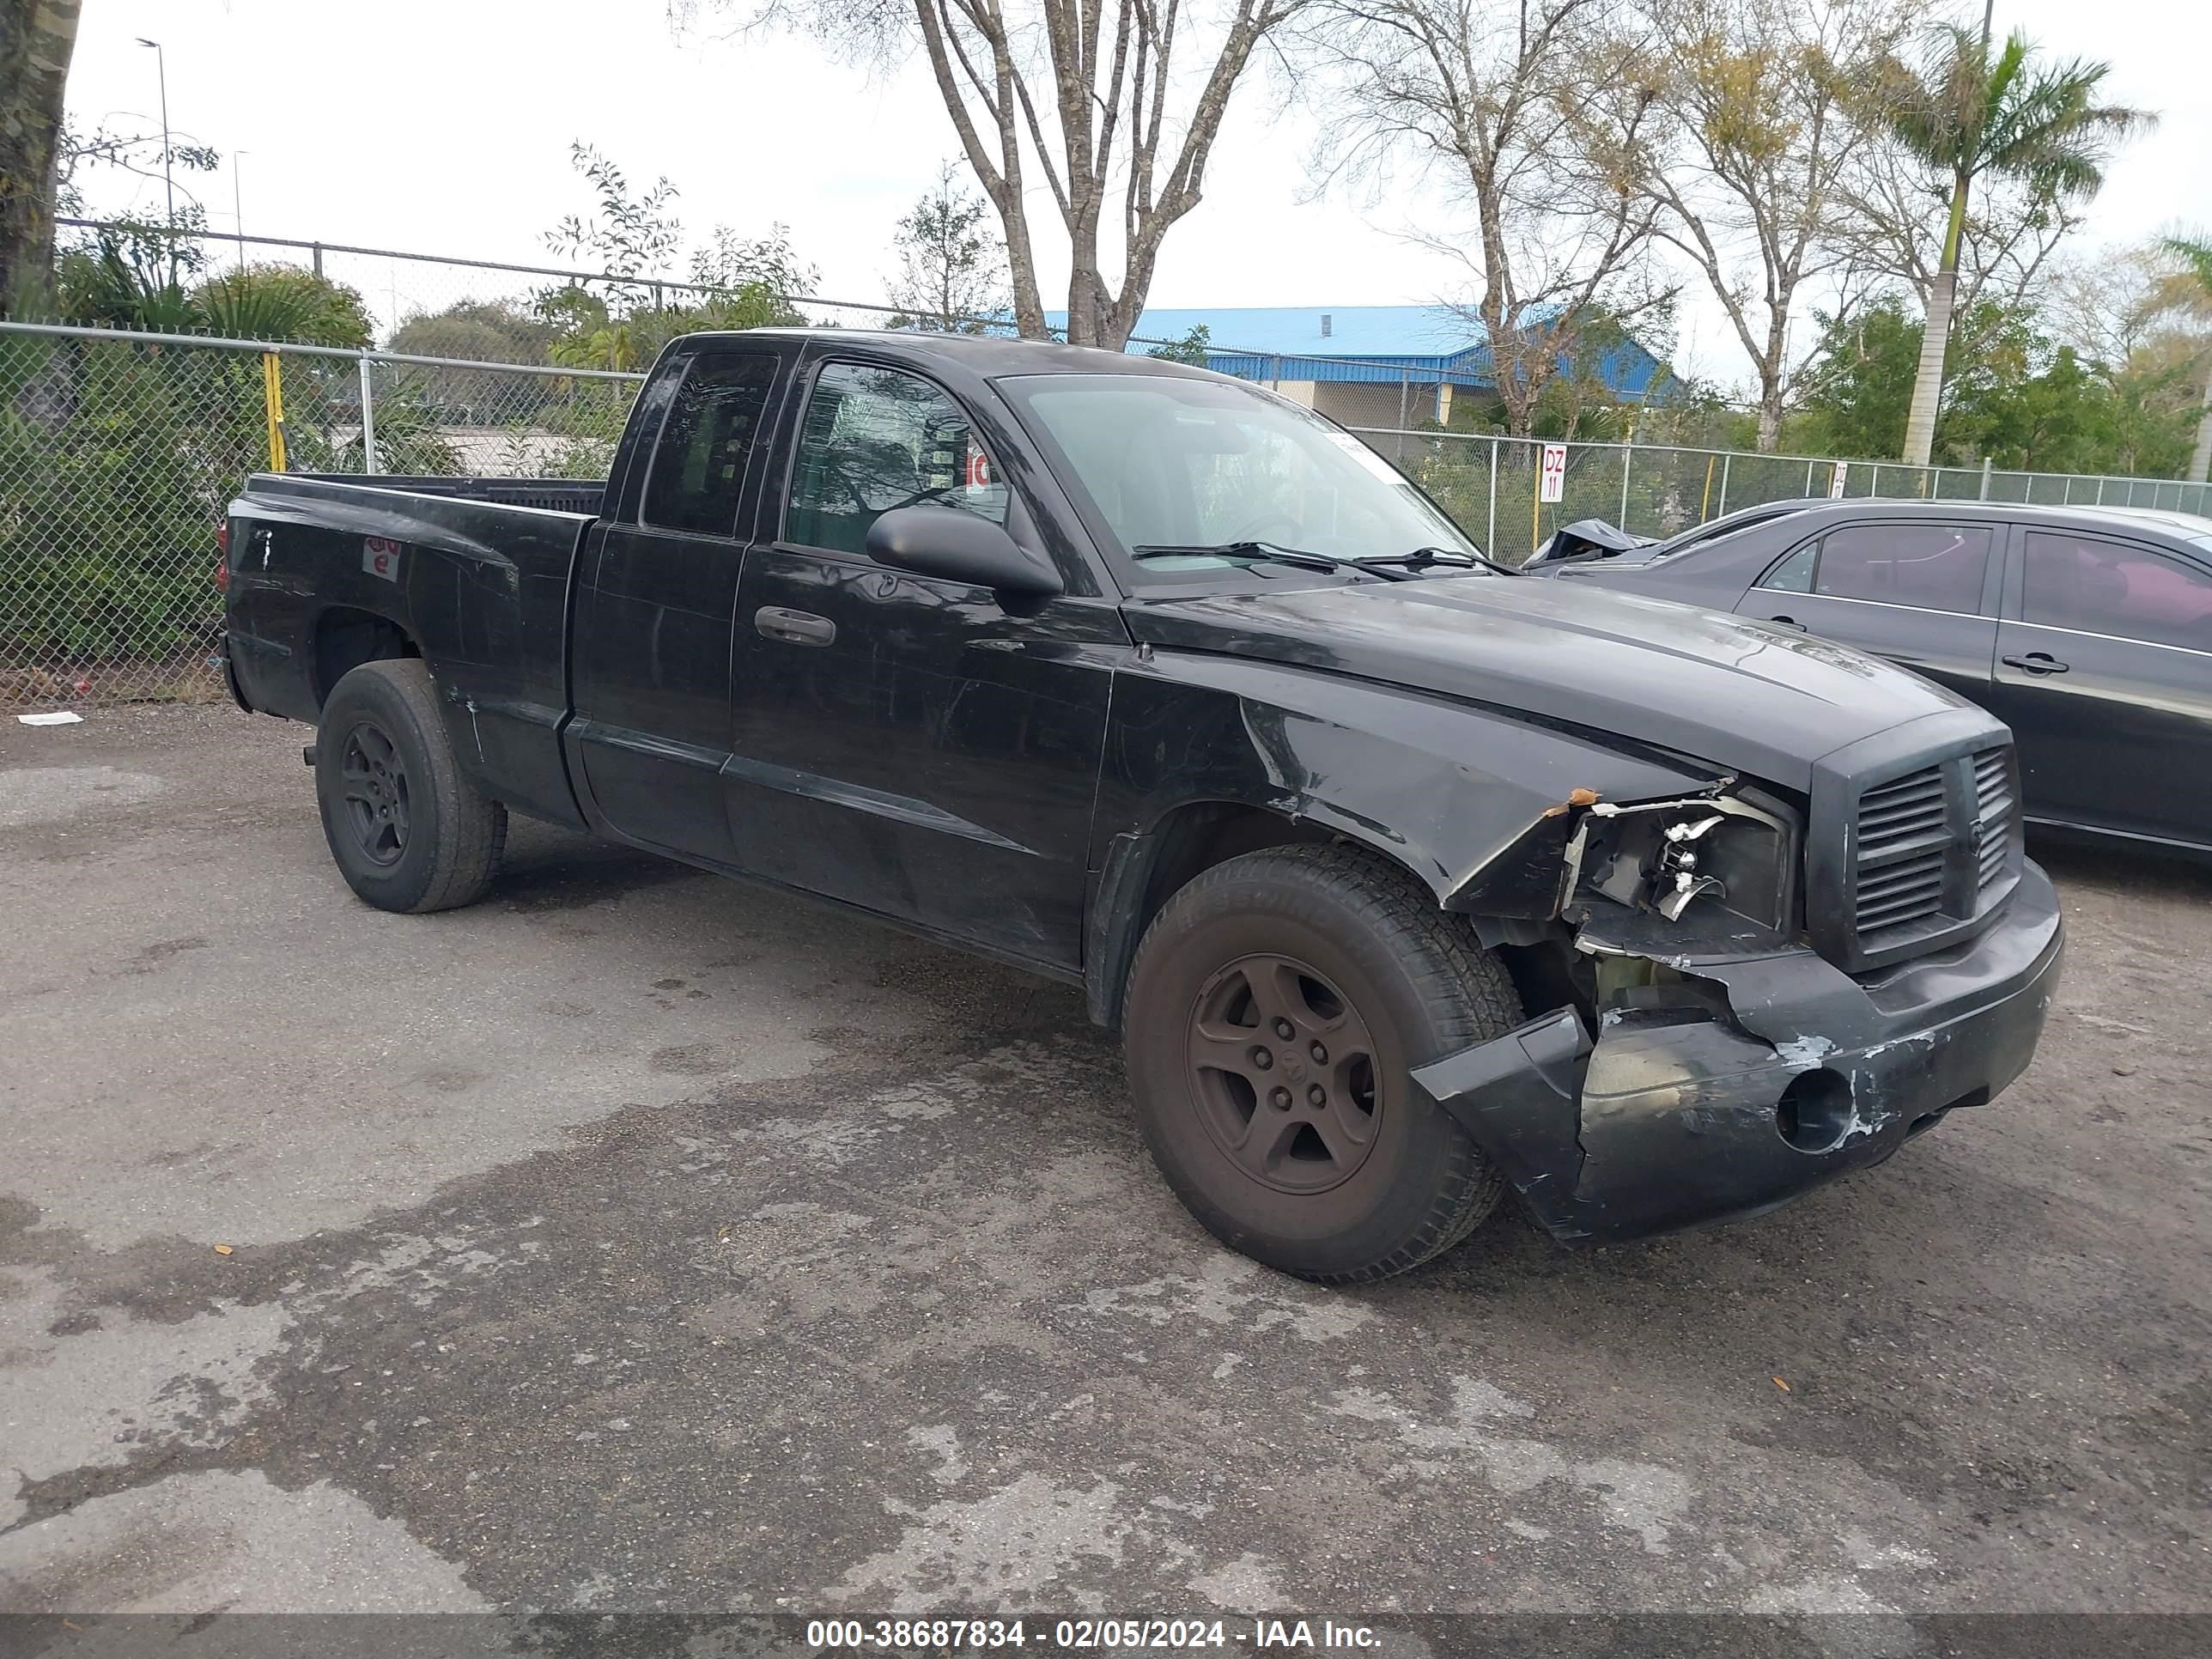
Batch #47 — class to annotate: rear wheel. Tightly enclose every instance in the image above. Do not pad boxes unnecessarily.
[1123,844,1522,1283]
[315,659,506,914]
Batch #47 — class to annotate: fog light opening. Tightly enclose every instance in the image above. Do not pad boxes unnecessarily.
[1776,1067,1856,1154]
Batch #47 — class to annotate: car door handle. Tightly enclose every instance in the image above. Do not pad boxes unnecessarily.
[755,607,836,647]
[2002,653,2069,676]
[1765,614,1808,631]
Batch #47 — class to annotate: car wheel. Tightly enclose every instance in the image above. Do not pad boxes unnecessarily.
[1122,843,1522,1283]
[315,659,507,914]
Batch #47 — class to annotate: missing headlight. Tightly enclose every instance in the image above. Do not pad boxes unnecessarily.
[1566,791,1799,934]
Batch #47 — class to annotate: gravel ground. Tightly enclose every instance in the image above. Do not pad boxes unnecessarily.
[0,703,2206,1648]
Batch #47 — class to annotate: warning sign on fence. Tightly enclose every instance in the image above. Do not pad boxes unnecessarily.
[1830,461,1849,499]
[1540,443,1567,503]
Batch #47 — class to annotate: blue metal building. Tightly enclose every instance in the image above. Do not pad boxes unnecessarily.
[1042,304,1670,428]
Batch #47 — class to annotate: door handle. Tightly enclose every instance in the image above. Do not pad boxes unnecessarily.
[2002,653,2069,676]
[1765,614,1808,631]
[755,607,836,647]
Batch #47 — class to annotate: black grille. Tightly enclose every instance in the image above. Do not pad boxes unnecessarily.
[1848,745,2020,957]
[1851,764,1949,939]
[1973,747,2014,893]
[1857,765,1948,852]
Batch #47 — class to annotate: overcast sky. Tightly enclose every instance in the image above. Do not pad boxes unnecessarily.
[59,0,2212,390]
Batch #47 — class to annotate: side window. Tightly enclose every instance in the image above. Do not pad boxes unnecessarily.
[2021,532,2212,653]
[1758,543,1817,592]
[785,362,1006,557]
[1813,524,1990,615]
[642,351,781,536]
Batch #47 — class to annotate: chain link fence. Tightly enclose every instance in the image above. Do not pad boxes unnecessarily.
[1367,431,2212,565]
[4,312,2209,711]
[0,321,641,708]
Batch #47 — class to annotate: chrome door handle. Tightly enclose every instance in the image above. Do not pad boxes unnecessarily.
[756,607,836,647]
[2002,653,2069,675]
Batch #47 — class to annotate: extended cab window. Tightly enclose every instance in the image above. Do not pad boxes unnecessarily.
[1761,523,1990,614]
[2021,532,2212,652]
[642,351,781,536]
[785,362,1006,557]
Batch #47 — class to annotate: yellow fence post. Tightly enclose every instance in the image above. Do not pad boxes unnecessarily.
[1699,454,1716,523]
[1530,459,1540,560]
[260,350,288,472]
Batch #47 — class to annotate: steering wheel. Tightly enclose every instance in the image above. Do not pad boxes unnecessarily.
[1225,512,1305,546]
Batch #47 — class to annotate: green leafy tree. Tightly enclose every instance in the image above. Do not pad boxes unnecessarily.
[57,232,371,347]
[1144,325,1212,367]
[1792,291,2197,477]
[688,222,815,303]
[537,145,810,371]
[390,299,558,366]
[1870,11,2149,467]
[194,264,373,347]
[544,142,681,297]
[1792,298,1922,459]
[886,162,1009,332]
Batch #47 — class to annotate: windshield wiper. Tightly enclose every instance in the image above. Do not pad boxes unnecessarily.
[1130,542,1413,580]
[1366,545,1524,577]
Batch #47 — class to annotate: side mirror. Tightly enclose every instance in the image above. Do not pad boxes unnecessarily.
[865,505,1064,599]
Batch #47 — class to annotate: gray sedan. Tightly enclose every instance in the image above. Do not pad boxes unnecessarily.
[1528,499,2212,856]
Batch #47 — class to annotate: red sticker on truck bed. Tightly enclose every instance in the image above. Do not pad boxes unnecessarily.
[362,538,402,581]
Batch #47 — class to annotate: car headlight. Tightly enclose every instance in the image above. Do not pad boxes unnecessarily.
[1568,790,1798,935]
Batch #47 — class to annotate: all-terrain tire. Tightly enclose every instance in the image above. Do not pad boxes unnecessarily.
[1123,843,1523,1283]
[315,659,507,914]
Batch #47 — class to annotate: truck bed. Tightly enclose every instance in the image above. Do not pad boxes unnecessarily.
[278,473,606,517]
[225,471,605,830]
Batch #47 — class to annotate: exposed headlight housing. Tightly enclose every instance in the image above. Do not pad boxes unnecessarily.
[1568,789,1800,937]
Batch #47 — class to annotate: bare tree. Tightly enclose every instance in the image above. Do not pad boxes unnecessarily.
[0,0,84,314]
[1301,0,1674,436]
[2041,241,2178,372]
[1637,0,1910,451]
[888,161,1012,330]
[703,0,1304,349]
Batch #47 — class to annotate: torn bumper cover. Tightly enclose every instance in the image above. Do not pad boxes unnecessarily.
[1414,862,2064,1244]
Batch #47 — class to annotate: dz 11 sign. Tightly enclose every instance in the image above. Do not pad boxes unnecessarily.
[1540,444,1567,503]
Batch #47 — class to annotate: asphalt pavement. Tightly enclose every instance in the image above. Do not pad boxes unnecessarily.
[1,704,2206,1646]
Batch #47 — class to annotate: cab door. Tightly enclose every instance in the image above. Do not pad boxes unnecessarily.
[1984,527,2212,846]
[567,343,789,862]
[1734,519,2000,703]
[723,351,1122,974]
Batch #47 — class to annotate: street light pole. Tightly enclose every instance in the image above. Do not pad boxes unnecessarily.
[136,40,174,228]
[232,152,248,270]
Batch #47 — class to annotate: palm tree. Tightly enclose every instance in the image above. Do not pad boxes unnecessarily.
[2159,235,2212,483]
[1880,8,2150,468]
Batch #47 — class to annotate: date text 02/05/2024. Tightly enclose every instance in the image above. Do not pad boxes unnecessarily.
[805,1618,1382,1650]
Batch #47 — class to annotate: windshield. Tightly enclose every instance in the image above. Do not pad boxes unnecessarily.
[999,373,1479,572]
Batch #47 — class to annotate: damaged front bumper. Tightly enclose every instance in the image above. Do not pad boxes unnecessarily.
[1414,862,2064,1244]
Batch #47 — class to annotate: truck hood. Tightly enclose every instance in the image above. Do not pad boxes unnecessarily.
[1123,575,1978,792]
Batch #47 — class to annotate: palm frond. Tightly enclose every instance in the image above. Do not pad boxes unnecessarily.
[2160,235,2212,294]
[1876,21,2152,202]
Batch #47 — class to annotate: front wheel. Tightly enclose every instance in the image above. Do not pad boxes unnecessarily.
[1122,844,1525,1283]
[315,659,506,914]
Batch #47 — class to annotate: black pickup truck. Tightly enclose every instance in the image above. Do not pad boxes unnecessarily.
[222,329,2063,1281]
